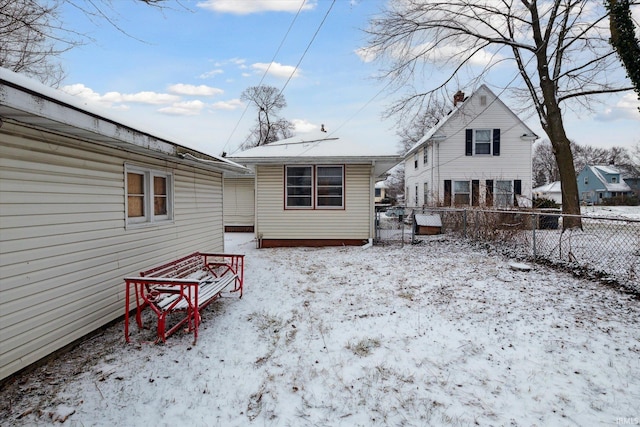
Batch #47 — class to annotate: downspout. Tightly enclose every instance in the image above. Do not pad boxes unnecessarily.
[370,162,375,243]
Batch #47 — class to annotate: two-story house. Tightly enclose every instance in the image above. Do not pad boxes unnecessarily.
[403,85,537,208]
[576,165,633,205]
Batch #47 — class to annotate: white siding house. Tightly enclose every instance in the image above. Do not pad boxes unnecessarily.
[223,175,255,232]
[0,69,247,380]
[229,132,401,247]
[404,85,537,209]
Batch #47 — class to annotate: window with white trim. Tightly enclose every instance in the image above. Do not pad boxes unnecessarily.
[474,129,492,154]
[495,180,513,207]
[285,165,344,209]
[423,147,428,165]
[126,165,173,225]
[454,181,470,205]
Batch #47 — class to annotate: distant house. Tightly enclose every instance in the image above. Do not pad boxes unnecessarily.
[533,181,563,206]
[576,165,633,205]
[0,69,247,380]
[375,180,390,205]
[223,173,255,232]
[404,85,537,208]
[229,132,401,247]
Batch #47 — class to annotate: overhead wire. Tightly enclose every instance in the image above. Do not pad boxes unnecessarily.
[222,0,307,155]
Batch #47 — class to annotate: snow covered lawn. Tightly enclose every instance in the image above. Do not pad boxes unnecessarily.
[2,234,639,426]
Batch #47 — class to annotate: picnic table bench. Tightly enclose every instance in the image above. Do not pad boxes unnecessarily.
[124,252,244,344]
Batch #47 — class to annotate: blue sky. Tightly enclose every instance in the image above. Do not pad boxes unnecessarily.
[57,0,639,157]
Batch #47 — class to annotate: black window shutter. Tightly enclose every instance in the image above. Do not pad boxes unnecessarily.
[465,129,473,156]
[444,180,452,206]
[493,129,501,156]
[472,180,480,206]
[485,179,494,206]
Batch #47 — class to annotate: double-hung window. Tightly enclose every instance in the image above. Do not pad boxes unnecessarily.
[126,165,173,225]
[474,129,492,154]
[286,165,344,209]
[465,129,500,156]
[454,181,471,205]
[495,180,513,207]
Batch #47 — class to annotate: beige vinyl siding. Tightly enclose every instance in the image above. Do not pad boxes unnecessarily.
[223,177,255,226]
[0,123,224,379]
[255,164,371,240]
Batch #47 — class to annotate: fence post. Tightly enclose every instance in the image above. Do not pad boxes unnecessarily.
[532,212,537,258]
[463,209,467,238]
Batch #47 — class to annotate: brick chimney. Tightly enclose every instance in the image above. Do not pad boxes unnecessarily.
[453,90,465,106]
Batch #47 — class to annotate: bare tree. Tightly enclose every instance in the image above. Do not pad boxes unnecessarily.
[0,0,75,86]
[532,140,560,187]
[365,0,634,228]
[396,99,447,153]
[240,85,294,148]
[0,0,170,86]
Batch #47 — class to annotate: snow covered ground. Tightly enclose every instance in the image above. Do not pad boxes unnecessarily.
[581,205,640,220]
[2,233,639,426]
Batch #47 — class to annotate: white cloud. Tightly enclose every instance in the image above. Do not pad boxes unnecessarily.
[197,0,316,15]
[199,69,224,79]
[251,62,300,79]
[596,93,640,122]
[354,46,378,63]
[61,84,180,106]
[292,119,318,133]
[211,99,244,110]
[158,100,206,116]
[168,83,223,96]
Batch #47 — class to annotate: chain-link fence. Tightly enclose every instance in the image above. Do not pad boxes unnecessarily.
[375,207,640,293]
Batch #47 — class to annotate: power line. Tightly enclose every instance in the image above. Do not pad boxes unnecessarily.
[222,0,307,154]
[278,0,336,97]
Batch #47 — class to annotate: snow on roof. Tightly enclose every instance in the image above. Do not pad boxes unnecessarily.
[375,181,389,189]
[231,131,399,159]
[592,165,620,175]
[589,165,632,192]
[414,213,442,227]
[228,132,402,178]
[533,181,562,193]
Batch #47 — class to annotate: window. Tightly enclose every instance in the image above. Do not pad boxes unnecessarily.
[454,181,470,205]
[465,129,500,156]
[584,176,589,185]
[423,182,429,206]
[286,165,343,209]
[423,147,428,165]
[126,166,173,225]
[316,166,343,208]
[414,153,419,169]
[415,184,418,206]
[475,129,492,154]
[286,166,313,208]
[495,180,513,207]
[611,177,617,183]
